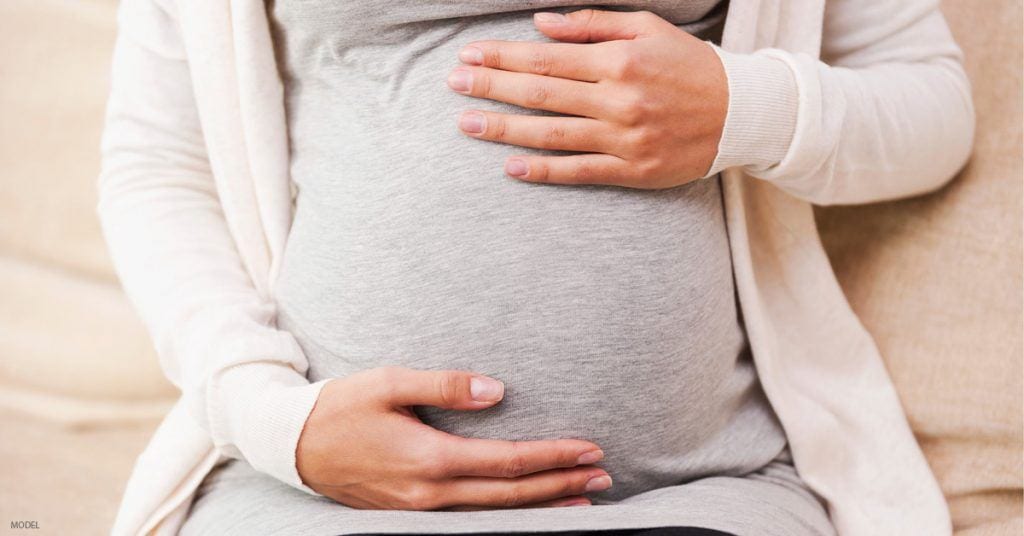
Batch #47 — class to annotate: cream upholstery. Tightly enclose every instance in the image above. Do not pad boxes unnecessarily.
[816,2,1024,533]
[0,0,176,424]
[0,0,1019,533]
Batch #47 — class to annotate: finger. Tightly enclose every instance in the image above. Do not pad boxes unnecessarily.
[446,495,591,511]
[447,66,609,120]
[532,9,672,43]
[439,436,605,478]
[458,40,615,83]
[521,495,592,508]
[457,110,616,154]
[439,467,613,509]
[503,153,639,187]
[374,366,505,411]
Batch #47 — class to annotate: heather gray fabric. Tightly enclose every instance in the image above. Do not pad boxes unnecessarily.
[181,449,831,536]
[180,2,835,535]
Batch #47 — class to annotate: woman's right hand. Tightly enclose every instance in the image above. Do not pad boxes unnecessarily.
[296,366,611,510]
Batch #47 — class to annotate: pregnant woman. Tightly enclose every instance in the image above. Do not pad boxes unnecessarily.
[98,1,974,535]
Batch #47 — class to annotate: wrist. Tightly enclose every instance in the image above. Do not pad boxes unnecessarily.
[210,361,332,495]
[702,44,799,178]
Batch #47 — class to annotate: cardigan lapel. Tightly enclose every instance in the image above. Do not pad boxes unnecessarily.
[228,0,295,288]
[175,0,274,298]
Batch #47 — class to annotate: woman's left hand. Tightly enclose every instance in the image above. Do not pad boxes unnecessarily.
[448,9,728,190]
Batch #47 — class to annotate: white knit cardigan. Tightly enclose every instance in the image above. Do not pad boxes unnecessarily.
[98,0,974,534]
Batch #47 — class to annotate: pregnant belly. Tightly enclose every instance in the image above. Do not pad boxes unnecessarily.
[268,4,781,501]
[273,18,760,493]
[274,164,762,500]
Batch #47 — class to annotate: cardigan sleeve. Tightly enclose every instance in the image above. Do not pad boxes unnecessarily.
[96,0,329,496]
[704,0,975,206]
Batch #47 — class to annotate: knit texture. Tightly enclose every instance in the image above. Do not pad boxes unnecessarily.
[705,45,799,176]
[98,1,972,533]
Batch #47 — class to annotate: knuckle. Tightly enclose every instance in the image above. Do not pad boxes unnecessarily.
[419,440,455,479]
[500,485,526,508]
[615,91,648,126]
[563,473,583,495]
[373,366,404,399]
[575,9,600,34]
[571,161,596,183]
[400,483,438,511]
[558,442,581,467]
[635,157,663,180]
[476,71,493,98]
[637,9,660,23]
[436,371,460,407]
[524,83,550,108]
[411,445,440,477]
[374,365,402,380]
[500,444,528,478]
[543,124,569,146]
[483,47,503,70]
[609,48,641,80]
[625,126,656,156]
[527,48,553,76]
[491,116,509,141]
[529,161,549,183]
[501,455,528,479]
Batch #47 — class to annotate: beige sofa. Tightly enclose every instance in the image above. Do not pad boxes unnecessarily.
[0,0,1020,534]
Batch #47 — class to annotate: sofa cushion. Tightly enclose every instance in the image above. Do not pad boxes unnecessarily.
[815,1,1024,533]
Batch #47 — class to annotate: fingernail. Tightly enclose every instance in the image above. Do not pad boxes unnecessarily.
[585,475,612,492]
[447,69,472,93]
[534,12,566,24]
[562,498,591,507]
[505,159,528,177]
[576,450,604,465]
[470,377,504,402]
[459,46,484,65]
[458,112,486,134]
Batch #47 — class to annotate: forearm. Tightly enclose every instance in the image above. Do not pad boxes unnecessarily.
[707,2,974,206]
[98,2,323,494]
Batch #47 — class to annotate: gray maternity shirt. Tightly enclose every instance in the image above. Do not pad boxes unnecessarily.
[180,2,835,535]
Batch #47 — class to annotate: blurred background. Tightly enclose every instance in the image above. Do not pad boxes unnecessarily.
[0,0,1021,534]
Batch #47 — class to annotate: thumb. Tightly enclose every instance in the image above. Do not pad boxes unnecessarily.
[533,9,669,43]
[375,366,505,410]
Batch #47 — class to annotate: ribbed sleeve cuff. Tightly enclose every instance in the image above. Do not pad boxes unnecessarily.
[210,362,333,496]
[703,44,799,178]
